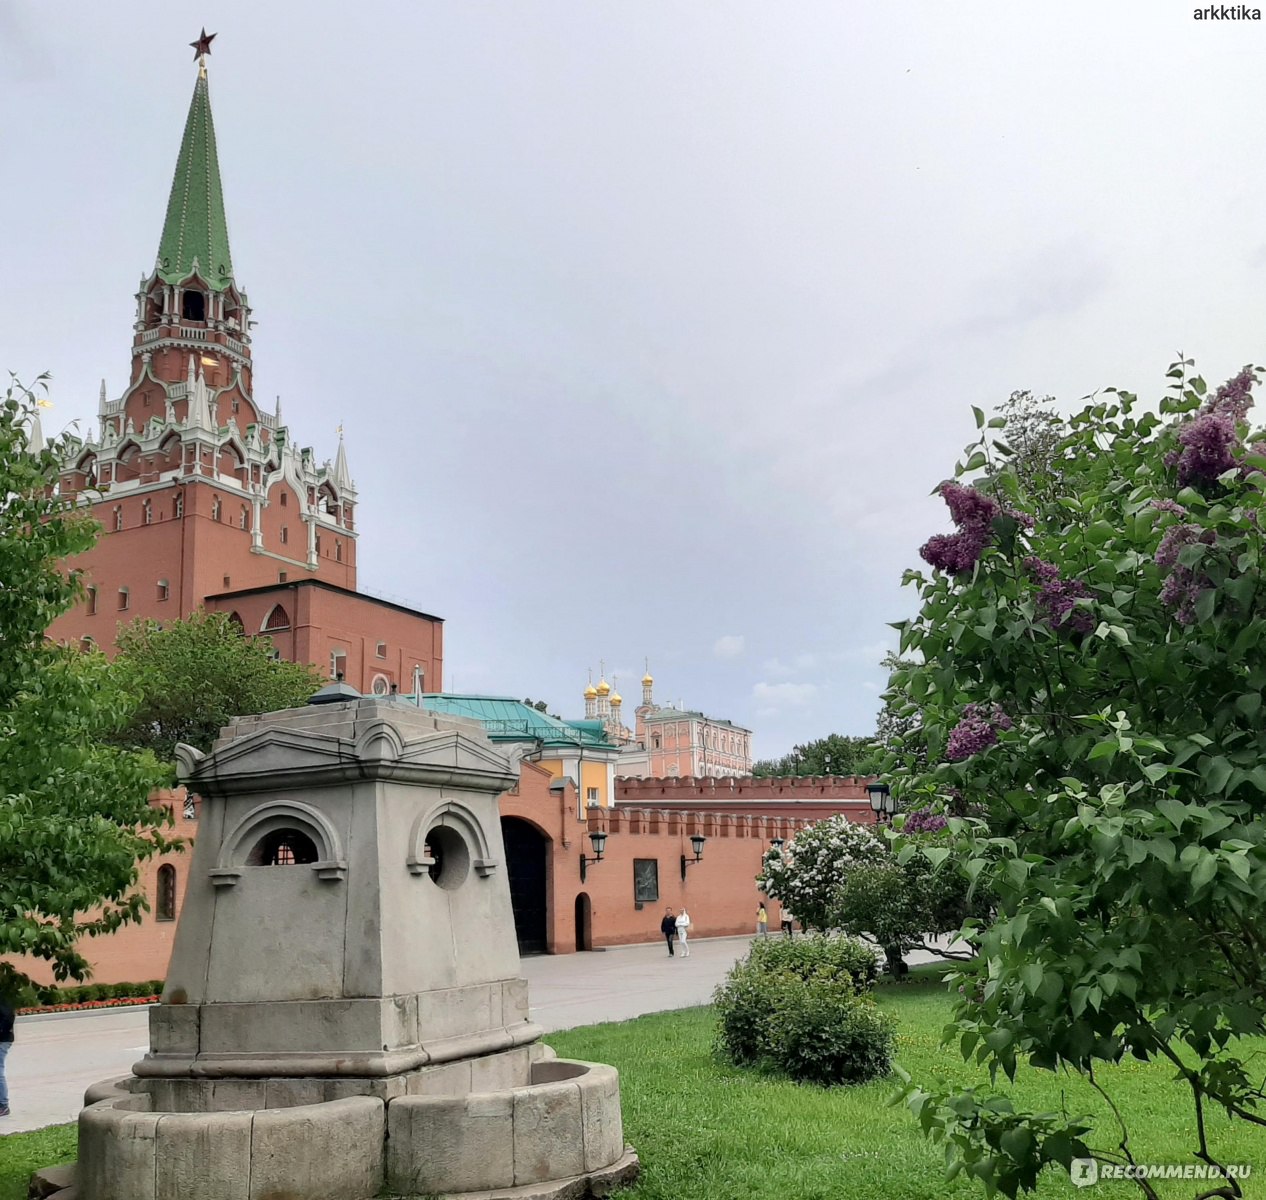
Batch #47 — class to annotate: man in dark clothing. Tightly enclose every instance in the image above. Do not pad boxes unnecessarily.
[0,993,13,1118]
[660,908,677,956]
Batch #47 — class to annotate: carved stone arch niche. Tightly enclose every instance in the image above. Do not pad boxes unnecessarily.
[209,799,347,888]
[407,799,498,888]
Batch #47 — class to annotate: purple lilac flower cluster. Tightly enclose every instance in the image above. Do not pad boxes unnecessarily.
[945,702,1013,762]
[919,483,999,574]
[1154,523,1215,624]
[1165,368,1258,488]
[901,809,949,835]
[1022,557,1095,633]
[1149,497,1187,517]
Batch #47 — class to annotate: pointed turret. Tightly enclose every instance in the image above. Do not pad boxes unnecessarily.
[333,427,353,490]
[156,65,233,290]
[28,407,46,456]
[98,379,108,415]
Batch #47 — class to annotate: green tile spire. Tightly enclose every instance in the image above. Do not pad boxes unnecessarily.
[155,67,233,290]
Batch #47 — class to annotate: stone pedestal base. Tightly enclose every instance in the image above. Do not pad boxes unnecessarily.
[67,1054,636,1200]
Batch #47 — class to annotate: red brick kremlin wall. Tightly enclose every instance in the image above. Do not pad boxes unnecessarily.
[4,773,873,985]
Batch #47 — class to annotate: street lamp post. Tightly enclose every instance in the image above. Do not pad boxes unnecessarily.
[865,781,906,978]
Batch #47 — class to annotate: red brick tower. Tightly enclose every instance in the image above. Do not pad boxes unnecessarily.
[47,43,443,696]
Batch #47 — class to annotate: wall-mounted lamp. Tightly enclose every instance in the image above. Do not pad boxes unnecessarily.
[579,829,607,884]
[867,781,896,824]
[680,833,706,882]
[768,836,785,852]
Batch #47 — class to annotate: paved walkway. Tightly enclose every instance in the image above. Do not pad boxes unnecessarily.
[2,935,758,1135]
[3,934,950,1135]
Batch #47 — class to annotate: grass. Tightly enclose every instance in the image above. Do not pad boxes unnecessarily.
[548,970,1266,1199]
[3,971,1261,1199]
[0,1123,75,1200]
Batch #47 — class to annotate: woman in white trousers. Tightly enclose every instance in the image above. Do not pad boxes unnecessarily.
[675,908,691,956]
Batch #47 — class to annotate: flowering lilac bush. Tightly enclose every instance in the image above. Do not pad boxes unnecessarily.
[756,815,885,932]
[886,360,1266,1197]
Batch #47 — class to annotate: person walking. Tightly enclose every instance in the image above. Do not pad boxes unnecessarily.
[756,904,769,937]
[0,989,14,1118]
[660,908,677,956]
[675,908,691,957]
[781,907,795,938]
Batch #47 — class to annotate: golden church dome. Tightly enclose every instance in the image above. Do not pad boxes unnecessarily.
[641,672,653,686]
[584,684,598,698]
[597,679,611,695]
[611,691,623,705]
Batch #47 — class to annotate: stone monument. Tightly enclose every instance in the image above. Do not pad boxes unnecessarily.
[48,690,638,1200]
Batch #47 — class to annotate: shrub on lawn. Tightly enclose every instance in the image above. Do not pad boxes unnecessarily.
[770,976,895,1085]
[747,933,879,993]
[714,935,893,1085]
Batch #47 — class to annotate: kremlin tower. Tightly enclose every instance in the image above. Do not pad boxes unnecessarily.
[46,35,443,696]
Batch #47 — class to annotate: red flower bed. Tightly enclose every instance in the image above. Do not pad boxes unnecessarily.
[19,995,160,1015]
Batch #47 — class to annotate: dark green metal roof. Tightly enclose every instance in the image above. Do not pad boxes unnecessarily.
[406,695,616,750]
[156,70,233,290]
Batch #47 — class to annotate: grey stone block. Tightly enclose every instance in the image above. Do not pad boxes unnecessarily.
[404,1057,471,1096]
[27,1162,75,1198]
[148,1004,199,1055]
[578,1064,624,1172]
[386,1093,513,1195]
[81,1078,132,1107]
[513,1080,585,1186]
[263,1078,326,1109]
[155,1110,252,1199]
[469,1045,532,1092]
[417,982,493,1042]
[78,1099,159,1200]
[321,1075,405,1103]
[248,1096,383,1200]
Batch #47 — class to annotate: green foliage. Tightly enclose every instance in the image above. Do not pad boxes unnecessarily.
[771,976,895,1086]
[713,955,779,1065]
[747,929,880,993]
[714,934,891,1085]
[0,378,172,993]
[752,732,873,777]
[757,814,886,931]
[885,359,1266,1195]
[106,609,324,762]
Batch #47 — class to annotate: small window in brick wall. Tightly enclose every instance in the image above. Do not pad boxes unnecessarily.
[156,579,169,602]
[156,865,177,921]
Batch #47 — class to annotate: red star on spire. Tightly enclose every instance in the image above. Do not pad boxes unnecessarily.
[190,28,217,61]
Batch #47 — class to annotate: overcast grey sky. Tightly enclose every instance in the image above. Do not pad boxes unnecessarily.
[3,3,1265,761]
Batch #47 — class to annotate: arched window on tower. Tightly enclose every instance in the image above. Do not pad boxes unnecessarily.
[239,505,249,531]
[174,493,184,519]
[212,495,222,522]
[113,506,124,532]
[143,500,153,525]
[262,605,291,633]
[156,864,177,921]
[181,290,206,322]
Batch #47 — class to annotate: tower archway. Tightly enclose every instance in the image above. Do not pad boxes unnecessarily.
[500,816,549,955]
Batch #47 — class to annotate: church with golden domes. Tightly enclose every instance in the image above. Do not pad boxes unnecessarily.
[582,665,752,779]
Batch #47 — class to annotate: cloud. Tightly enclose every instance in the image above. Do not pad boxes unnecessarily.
[751,681,818,714]
[713,635,746,659]
[761,652,818,677]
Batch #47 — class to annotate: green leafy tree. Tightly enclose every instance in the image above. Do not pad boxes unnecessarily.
[756,812,980,972]
[107,610,324,761]
[752,732,872,777]
[887,361,1266,1196]
[860,652,927,775]
[0,378,171,992]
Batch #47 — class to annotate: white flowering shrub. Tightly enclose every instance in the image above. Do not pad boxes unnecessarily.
[756,815,885,931]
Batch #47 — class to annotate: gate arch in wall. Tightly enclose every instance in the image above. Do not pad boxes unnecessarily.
[500,816,550,955]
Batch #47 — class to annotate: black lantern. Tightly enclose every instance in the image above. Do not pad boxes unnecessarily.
[769,836,785,852]
[866,781,895,823]
[580,828,607,883]
[681,834,706,882]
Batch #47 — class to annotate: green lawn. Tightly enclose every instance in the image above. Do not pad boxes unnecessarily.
[3,974,1261,1200]
[547,972,1264,1200]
